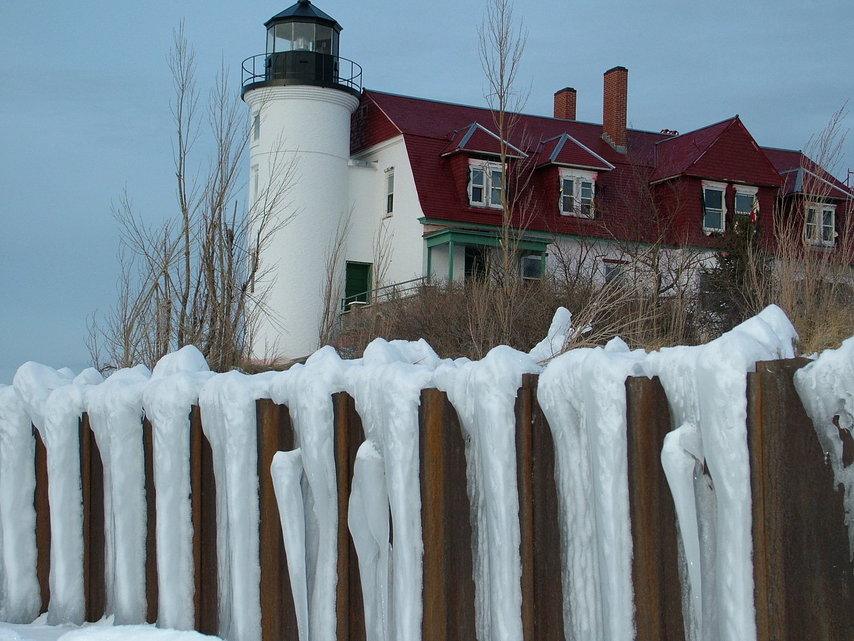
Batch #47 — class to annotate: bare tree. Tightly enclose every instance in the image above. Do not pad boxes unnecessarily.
[89,25,295,372]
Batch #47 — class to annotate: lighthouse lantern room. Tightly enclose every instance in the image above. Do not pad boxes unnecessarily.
[242,0,361,97]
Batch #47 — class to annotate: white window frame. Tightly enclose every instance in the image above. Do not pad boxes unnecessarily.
[384,169,394,217]
[702,180,727,233]
[804,202,836,247]
[559,169,597,218]
[734,185,758,220]
[468,160,503,209]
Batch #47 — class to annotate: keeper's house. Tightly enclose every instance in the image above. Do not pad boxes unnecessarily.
[242,0,853,359]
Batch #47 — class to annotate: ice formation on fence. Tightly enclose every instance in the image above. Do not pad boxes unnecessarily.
[0,382,40,624]
[86,364,151,624]
[645,304,797,641]
[40,367,103,625]
[0,304,842,641]
[435,346,540,641]
[198,370,275,641]
[268,346,349,641]
[143,346,213,630]
[537,338,645,641]
[794,335,854,557]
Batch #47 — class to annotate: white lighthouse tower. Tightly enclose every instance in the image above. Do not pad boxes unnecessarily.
[242,0,361,360]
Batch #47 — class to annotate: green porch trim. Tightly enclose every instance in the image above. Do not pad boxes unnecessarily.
[419,217,556,243]
[419,217,736,252]
[424,227,549,281]
[423,227,550,253]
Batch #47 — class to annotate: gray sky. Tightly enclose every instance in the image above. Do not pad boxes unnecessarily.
[1,0,852,383]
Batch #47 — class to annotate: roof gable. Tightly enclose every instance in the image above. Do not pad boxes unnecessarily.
[537,133,615,171]
[651,117,781,186]
[763,147,853,199]
[441,122,526,158]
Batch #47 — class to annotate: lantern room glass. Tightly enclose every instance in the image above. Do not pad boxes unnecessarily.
[266,23,338,56]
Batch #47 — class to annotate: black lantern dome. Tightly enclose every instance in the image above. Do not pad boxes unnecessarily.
[241,0,361,97]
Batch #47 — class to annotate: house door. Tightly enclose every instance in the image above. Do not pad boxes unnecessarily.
[344,262,372,306]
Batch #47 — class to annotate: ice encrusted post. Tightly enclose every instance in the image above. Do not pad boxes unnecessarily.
[537,339,646,641]
[435,346,540,641]
[143,347,213,630]
[85,365,151,624]
[0,384,40,623]
[647,305,796,641]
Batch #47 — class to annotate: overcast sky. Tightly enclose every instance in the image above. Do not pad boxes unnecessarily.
[1,0,852,383]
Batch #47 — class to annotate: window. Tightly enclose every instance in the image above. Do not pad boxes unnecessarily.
[251,164,259,202]
[604,261,625,285]
[385,170,394,216]
[702,181,727,232]
[559,172,595,218]
[520,254,544,280]
[734,187,758,221]
[804,203,836,247]
[252,112,260,142]
[469,161,503,209]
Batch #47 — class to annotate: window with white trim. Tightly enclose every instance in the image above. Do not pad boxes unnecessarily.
[384,169,394,216]
[804,202,836,246]
[702,181,727,232]
[734,186,758,220]
[469,161,503,209]
[559,170,596,218]
[252,112,261,142]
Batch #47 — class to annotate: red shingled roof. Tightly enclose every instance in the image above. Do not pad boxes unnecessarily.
[350,89,847,248]
[650,117,781,187]
[763,147,852,199]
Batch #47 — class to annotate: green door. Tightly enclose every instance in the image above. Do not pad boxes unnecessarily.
[344,262,372,307]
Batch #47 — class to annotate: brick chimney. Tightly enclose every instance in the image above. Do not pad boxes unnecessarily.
[602,66,628,152]
[553,87,577,120]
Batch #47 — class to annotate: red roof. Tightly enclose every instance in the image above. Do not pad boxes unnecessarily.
[763,147,852,199]
[650,117,781,187]
[350,89,847,247]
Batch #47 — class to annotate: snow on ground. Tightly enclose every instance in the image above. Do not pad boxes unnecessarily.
[0,619,221,641]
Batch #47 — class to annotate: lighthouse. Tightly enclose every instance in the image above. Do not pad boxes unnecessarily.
[241,0,361,360]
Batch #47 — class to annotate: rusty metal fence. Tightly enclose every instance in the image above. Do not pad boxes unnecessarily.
[24,359,854,641]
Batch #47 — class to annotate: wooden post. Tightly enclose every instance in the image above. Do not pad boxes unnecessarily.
[626,376,684,641]
[420,388,476,641]
[515,374,565,641]
[190,405,218,635]
[33,426,51,614]
[256,399,299,641]
[143,418,158,623]
[748,358,854,640]
[334,392,366,641]
[79,412,106,622]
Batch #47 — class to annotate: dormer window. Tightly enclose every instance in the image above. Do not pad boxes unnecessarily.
[469,160,503,209]
[559,169,596,218]
[805,202,836,247]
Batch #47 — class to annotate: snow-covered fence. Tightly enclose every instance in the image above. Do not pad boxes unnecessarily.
[6,308,854,641]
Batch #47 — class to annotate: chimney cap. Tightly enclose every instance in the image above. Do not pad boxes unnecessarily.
[554,87,576,95]
[604,65,628,75]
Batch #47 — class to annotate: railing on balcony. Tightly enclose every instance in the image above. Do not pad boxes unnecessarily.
[341,277,426,312]
[241,52,362,96]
